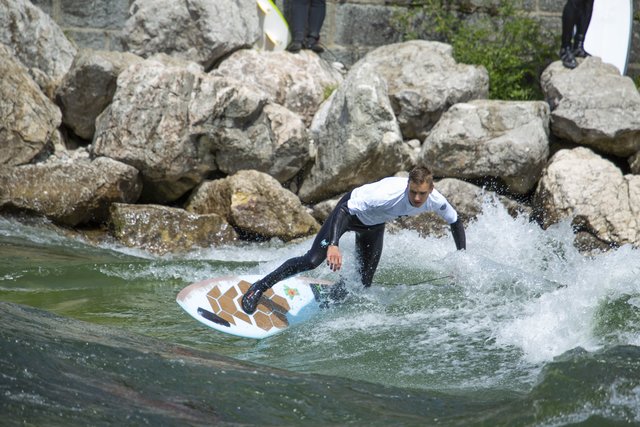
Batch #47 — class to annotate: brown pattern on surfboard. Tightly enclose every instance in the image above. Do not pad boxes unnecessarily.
[206,280,291,331]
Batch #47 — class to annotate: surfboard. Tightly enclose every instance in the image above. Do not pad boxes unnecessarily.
[583,0,633,74]
[255,0,291,51]
[177,275,334,339]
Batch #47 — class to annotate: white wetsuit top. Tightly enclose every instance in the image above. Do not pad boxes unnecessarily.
[347,177,458,226]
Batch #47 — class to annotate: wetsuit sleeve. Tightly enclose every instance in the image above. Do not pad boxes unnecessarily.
[450,219,466,250]
[327,203,352,246]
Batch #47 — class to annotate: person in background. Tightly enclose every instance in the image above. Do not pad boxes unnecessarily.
[241,166,466,315]
[559,0,594,69]
[287,0,326,53]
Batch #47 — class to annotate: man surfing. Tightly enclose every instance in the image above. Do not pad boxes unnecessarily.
[242,166,466,314]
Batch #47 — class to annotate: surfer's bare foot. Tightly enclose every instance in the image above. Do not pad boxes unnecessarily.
[242,283,265,314]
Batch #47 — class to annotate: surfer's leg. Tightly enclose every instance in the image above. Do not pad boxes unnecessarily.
[355,225,385,288]
[573,0,593,57]
[288,0,309,53]
[560,0,577,68]
[306,0,326,53]
[242,215,335,314]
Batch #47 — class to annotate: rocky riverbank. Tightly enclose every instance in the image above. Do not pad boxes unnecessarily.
[1,0,640,255]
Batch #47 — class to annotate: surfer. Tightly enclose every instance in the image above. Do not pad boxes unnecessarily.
[559,0,594,69]
[241,166,466,314]
[287,0,326,53]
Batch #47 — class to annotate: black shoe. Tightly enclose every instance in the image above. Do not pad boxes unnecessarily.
[560,47,577,69]
[573,35,590,58]
[286,41,303,53]
[305,36,324,53]
[242,282,267,314]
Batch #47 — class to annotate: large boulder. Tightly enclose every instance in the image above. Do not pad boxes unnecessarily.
[419,100,550,194]
[533,147,640,247]
[212,101,312,183]
[92,58,311,203]
[214,49,343,125]
[0,44,61,167]
[110,203,237,255]
[0,0,76,83]
[541,57,640,158]
[353,40,489,140]
[298,63,414,203]
[186,170,320,242]
[123,0,259,70]
[56,49,143,141]
[0,156,142,227]
[92,58,214,203]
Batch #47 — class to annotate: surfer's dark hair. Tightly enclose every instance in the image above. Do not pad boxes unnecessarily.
[409,166,434,186]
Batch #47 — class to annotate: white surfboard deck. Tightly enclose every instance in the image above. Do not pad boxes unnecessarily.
[177,275,333,339]
[256,0,291,51]
[583,0,633,74]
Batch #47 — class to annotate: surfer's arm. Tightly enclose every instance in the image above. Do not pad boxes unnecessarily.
[325,203,352,272]
[450,219,466,250]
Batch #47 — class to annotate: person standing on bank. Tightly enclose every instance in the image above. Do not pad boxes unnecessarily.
[241,166,466,314]
[286,0,326,53]
[559,0,594,69]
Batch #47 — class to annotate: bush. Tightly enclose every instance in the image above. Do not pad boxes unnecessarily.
[392,0,558,100]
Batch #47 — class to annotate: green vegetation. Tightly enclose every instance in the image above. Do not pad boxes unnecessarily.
[392,0,559,100]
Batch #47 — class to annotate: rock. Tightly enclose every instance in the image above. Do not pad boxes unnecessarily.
[541,57,640,158]
[109,203,237,254]
[419,100,550,194]
[298,63,414,203]
[310,194,345,223]
[0,0,76,82]
[0,44,61,167]
[213,102,313,183]
[56,49,143,140]
[214,49,343,125]
[533,147,640,247]
[629,151,640,175]
[93,58,311,202]
[354,40,489,140]
[0,157,142,227]
[123,0,259,70]
[186,170,319,241]
[92,59,218,203]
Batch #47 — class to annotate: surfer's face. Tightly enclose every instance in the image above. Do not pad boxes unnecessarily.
[408,181,433,207]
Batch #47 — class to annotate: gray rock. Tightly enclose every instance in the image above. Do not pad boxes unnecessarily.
[0,0,76,82]
[419,100,550,194]
[354,40,489,140]
[214,49,343,125]
[123,0,259,70]
[56,49,143,140]
[212,102,313,183]
[92,59,218,203]
[298,63,414,203]
[110,203,237,255]
[541,57,640,158]
[0,44,61,167]
[186,170,320,242]
[533,147,640,247]
[0,156,142,226]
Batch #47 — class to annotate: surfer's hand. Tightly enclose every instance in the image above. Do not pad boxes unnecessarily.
[326,245,342,272]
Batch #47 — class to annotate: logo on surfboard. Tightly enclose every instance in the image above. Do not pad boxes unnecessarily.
[284,285,300,300]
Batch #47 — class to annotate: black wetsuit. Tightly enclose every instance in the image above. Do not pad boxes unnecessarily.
[253,190,465,290]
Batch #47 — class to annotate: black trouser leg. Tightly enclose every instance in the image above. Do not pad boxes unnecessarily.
[575,0,594,38]
[355,225,385,287]
[561,0,578,48]
[290,0,309,42]
[307,0,326,39]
